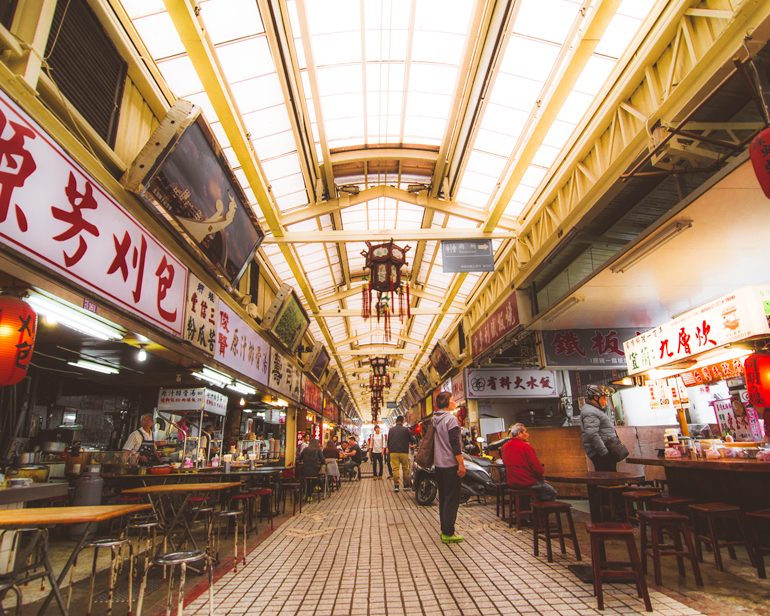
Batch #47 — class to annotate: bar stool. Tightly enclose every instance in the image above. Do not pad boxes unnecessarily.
[598,485,633,522]
[586,523,652,612]
[652,496,695,515]
[0,578,22,616]
[110,495,146,536]
[623,490,661,527]
[67,537,133,616]
[215,511,247,573]
[638,510,703,586]
[280,481,302,515]
[135,550,214,616]
[745,509,770,579]
[507,488,536,530]
[196,506,216,557]
[489,466,507,519]
[532,501,581,563]
[125,519,164,579]
[250,488,274,530]
[228,493,257,535]
[689,502,756,571]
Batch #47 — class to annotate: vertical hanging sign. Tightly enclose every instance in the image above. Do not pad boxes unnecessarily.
[184,273,218,355]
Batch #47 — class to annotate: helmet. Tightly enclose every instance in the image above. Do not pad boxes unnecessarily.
[585,384,614,399]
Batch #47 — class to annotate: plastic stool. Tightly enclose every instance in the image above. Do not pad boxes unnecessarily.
[507,488,536,530]
[746,508,770,579]
[216,511,247,573]
[586,522,652,612]
[532,501,581,563]
[689,502,756,571]
[135,550,213,616]
[638,510,703,586]
[67,537,133,616]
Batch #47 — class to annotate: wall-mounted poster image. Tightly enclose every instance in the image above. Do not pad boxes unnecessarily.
[124,101,264,287]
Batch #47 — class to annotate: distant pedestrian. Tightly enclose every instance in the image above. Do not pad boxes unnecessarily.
[369,425,387,479]
[386,415,414,492]
[433,393,465,544]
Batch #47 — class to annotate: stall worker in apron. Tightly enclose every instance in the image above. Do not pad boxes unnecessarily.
[123,413,162,466]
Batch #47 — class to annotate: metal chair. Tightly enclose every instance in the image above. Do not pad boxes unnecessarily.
[135,550,214,616]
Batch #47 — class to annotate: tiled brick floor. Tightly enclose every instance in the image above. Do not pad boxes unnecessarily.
[184,478,713,616]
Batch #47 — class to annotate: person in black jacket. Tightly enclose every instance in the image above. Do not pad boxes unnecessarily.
[300,439,326,500]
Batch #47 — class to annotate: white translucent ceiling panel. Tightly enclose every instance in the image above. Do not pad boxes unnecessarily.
[512,0,581,45]
[198,0,265,43]
[131,12,185,59]
[155,56,203,97]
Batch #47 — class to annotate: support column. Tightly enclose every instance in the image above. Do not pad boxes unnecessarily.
[285,405,297,469]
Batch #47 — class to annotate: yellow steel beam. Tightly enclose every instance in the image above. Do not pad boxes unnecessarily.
[264,228,513,243]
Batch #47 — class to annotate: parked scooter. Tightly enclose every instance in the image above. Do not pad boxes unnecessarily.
[412,453,497,506]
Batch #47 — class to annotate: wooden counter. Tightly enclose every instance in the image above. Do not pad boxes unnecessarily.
[629,456,770,511]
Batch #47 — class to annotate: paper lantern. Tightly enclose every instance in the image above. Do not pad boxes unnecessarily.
[750,127,770,199]
[0,296,37,386]
[744,353,770,407]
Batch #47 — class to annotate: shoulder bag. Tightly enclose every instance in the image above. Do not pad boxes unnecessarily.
[605,431,630,463]
[414,423,435,468]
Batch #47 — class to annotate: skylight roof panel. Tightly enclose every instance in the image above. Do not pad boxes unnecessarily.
[316,65,363,96]
[532,143,560,167]
[594,13,644,59]
[322,93,365,120]
[122,1,165,18]
[573,55,617,96]
[403,117,445,142]
[132,12,185,60]
[521,165,547,187]
[466,150,508,180]
[455,187,489,209]
[512,184,535,204]
[217,38,274,82]
[208,121,231,148]
[412,31,466,65]
[480,104,527,138]
[222,146,239,169]
[199,0,264,44]
[261,153,304,181]
[253,131,297,160]
[557,90,594,124]
[618,0,656,20]
[231,74,285,114]
[542,120,577,148]
[504,200,527,218]
[405,92,452,120]
[325,117,365,141]
[233,168,248,189]
[184,91,218,123]
[313,32,362,66]
[461,170,498,195]
[446,215,480,229]
[275,190,308,211]
[501,36,560,81]
[489,74,542,112]
[408,64,457,97]
[306,0,360,34]
[156,56,203,97]
[513,0,581,45]
[243,106,293,140]
[473,128,517,158]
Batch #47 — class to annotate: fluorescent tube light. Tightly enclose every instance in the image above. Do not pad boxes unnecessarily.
[193,367,232,386]
[27,294,124,340]
[611,220,693,274]
[68,360,119,374]
[228,381,256,395]
[545,296,584,322]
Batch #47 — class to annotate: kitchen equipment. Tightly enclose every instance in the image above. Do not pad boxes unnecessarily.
[91,451,139,475]
[7,465,49,483]
[70,466,102,540]
[18,452,39,465]
[8,478,32,487]
[150,465,172,475]
[42,441,67,453]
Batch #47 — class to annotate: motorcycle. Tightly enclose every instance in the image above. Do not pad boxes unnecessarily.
[412,453,497,506]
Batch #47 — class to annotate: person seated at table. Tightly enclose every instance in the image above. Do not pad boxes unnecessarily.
[341,437,363,478]
[323,440,340,460]
[501,423,556,503]
[123,413,162,466]
[332,435,340,449]
[300,439,325,501]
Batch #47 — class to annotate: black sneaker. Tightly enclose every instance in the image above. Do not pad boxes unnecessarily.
[394,487,399,493]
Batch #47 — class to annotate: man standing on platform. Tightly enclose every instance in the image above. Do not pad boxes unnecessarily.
[501,423,556,502]
[386,415,414,492]
[433,392,465,544]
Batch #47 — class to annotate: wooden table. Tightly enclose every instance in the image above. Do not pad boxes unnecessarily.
[122,482,241,556]
[627,456,770,510]
[0,504,151,616]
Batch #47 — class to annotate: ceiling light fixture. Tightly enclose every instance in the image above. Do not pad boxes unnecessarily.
[228,381,256,396]
[544,296,584,322]
[192,367,231,386]
[137,345,147,362]
[68,359,119,375]
[611,220,693,274]
[27,294,124,340]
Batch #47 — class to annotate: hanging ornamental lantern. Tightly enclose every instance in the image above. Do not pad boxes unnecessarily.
[750,127,770,199]
[361,240,411,341]
[744,353,770,406]
[0,295,37,386]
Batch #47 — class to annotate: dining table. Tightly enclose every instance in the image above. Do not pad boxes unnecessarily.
[0,503,151,616]
[121,482,242,557]
[543,470,644,583]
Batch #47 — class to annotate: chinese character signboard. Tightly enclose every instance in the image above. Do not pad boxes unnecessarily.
[303,378,322,413]
[712,398,755,441]
[184,273,218,354]
[269,349,303,402]
[543,328,639,368]
[215,303,270,385]
[624,286,770,375]
[680,358,745,386]
[465,368,559,399]
[158,387,225,415]
[452,372,466,404]
[470,292,520,359]
[0,89,187,335]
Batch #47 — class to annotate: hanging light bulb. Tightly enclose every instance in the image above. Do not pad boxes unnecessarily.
[240,397,246,406]
[137,345,147,362]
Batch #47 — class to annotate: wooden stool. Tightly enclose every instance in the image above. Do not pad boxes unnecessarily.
[598,485,633,522]
[652,496,695,515]
[623,490,661,527]
[654,478,668,492]
[638,511,703,586]
[507,488,536,530]
[689,502,756,572]
[532,501,581,563]
[746,509,770,579]
[280,481,302,515]
[586,523,652,612]
[250,488,274,530]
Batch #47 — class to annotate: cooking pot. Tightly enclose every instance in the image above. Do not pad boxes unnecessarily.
[19,452,39,464]
[42,442,66,453]
[8,465,49,483]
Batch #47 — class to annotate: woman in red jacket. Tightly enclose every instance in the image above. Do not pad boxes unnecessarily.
[500,423,557,502]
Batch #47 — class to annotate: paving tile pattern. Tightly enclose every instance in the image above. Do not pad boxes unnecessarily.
[185,478,706,616]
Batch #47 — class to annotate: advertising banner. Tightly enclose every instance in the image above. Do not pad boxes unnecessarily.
[543,328,638,368]
[0,88,187,334]
[465,368,558,399]
[184,273,219,354]
[269,349,303,402]
[303,378,323,413]
[158,387,226,415]
[215,303,270,385]
[471,292,520,358]
[452,373,466,404]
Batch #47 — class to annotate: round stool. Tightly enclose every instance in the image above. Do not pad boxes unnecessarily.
[195,506,216,557]
[228,493,256,535]
[250,488,274,530]
[135,550,213,616]
[216,511,247,572]
[622,490,661,527]
[126,520,165,580]
[67,537,133,616]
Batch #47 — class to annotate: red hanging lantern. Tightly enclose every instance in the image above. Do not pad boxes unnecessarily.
[0,296,37,386]
[361,240,411,340]
[750,127,770,199]
[744,353,770,406]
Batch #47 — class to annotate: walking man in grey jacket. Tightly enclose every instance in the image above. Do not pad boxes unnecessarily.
[433,392,466,544]
[579,385,617,472]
